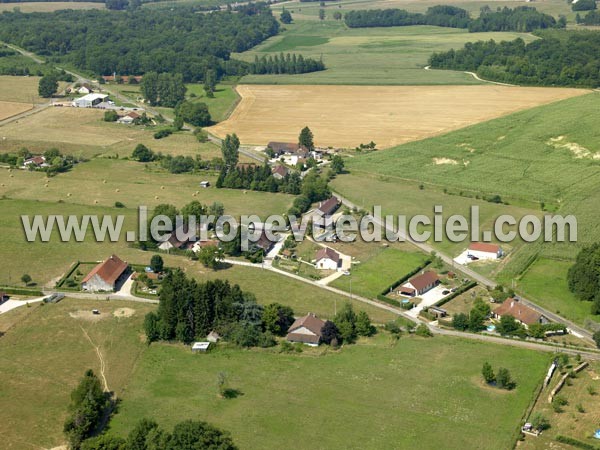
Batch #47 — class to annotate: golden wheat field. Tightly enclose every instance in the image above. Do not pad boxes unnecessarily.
[208,84,588,148]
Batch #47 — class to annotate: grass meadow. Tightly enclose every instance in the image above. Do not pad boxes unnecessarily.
[0,298,154,449]
[0,1,105,12]
[108,333,550,450]
[0,107,228,159]
[330,246,427,298]
[237,20,535,85]
[517,257,599,326]
[270,0,576,22]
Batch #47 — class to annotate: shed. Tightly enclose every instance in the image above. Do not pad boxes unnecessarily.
[200,181,210,188]
[207,331,221,343]
[192,342,211,352]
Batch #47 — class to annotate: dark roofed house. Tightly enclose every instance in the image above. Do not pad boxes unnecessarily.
[286,313,326,346]
[267,142,309,158]
[23,155,48,168]
[82,255,129,292]
[399,271,440,297]
[315,247,340,270]
[317,196,340,216]
[271,165,289,180]
[493,297,549,327]
[252,230,274,254]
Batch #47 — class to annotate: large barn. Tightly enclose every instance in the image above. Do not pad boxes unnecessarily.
[81,255,129,292]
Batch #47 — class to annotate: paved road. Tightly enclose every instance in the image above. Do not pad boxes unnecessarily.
[332,191,595,344]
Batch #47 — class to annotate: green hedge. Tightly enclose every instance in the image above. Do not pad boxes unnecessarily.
[0,286,43,296]
[555,435,599,450]
[55,261,81,288]
[434,281,478,308]
[376,294,401,307]
[379,260,432,296]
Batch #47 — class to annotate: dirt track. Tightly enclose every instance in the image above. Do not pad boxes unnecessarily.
[208,85,589,148]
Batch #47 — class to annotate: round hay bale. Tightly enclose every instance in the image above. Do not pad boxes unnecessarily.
[103,180,107,184]
[9,174,14,178]
[67,193,71,197]
[94,200,98,204]
[161,186,165,190]
[44,184,48,188]
[115,188,120,193]
[155,195,159,200]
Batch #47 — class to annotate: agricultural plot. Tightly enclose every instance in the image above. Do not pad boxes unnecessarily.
[0,298,154,449]
[0,106,222,159]
[0,2,105,12]
[108,334,550,450]
[0,101,32,121]
[270,0,574,22]
[237,21,536,85]
[208,84,587,148]
[0,76,52,104]
[330,247,427,298]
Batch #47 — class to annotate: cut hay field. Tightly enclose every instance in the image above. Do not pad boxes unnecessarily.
[0,101,32,121]
[0,106,224,159]
[108,334,550,450]
[0,76,51,104]
[0,1,105,12]
[270,0,574,22]
[208,84,587,148]
[237,21,536,85]
[0,298,153,449]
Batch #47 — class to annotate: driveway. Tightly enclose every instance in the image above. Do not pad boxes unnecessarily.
[406,285,449,317]
[0,297,46,315]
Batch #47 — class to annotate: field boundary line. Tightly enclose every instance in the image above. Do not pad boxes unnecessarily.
[424,65,517,86]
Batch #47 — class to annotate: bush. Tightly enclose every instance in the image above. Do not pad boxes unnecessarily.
[555,435,598,450]
[154,129,173,139]
[103,110,118,122]
[414,324,433,337]
[114,201,125,208]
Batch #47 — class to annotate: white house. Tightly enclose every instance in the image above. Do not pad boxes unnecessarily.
[286,313,326,346]
[398,271,440,297]
[73,93,109,108]
[467,243,503,260]
[117,112,140,124]
[77,84,93,95]
[315,247,340,270]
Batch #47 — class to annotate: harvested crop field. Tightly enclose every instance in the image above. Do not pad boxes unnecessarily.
[0,101,32,121]
[208,85,588,148]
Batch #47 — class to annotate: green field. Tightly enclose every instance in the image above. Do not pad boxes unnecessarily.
[0,298,155,449]
[108,333,549,450]
[330,247,427,298]
[333,93,600,267]
[237,20,535,85]
[518,257,599,326]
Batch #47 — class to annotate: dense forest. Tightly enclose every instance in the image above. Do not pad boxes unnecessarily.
[344,5,563,32]
[429,31,600,87]
[0,4,279,82]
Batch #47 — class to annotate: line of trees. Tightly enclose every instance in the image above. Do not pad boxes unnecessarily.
[568,243,600,315]
[577,10,600,24]
[249,53,325,75]
[571,0,597,12]
[131,144,223,173]
[345,5,562,32]
[429,32,600,88]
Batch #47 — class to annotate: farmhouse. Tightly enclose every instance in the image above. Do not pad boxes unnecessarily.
[267,142,309,158]
[73,93,109,108]
[76,84,94,95]
[81,254,129,292]
[22,155,48,168]
[399,271,440,297]
[158,224,198,251]
[315,247,340,270]
[318,196,340,216]
[117,111,140,124]
[286,313,326,346]
[468,243,503,260]
[492,298,549,327]
[102,75,143,84]
[271,165,289,180]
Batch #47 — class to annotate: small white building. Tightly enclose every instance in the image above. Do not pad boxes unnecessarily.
[467,243,503,260]
[191,342,211,353]
[77,84,93,95]
[315,247,340,270]
[117,112,140,124]
[73,93,109,108]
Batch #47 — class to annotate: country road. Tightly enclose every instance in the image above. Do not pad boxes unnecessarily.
[332,191,596,344]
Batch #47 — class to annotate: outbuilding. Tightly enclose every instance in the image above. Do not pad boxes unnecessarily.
[191,342,211,353]
[73,93,109,108]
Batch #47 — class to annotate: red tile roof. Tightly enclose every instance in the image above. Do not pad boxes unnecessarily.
[493,298,542,325]
[469,242,500,254]
[82,255,128,285]
[409,271,439,292]
[267,142,308,155]
[272,165,289,177]
[315,247,340,263]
